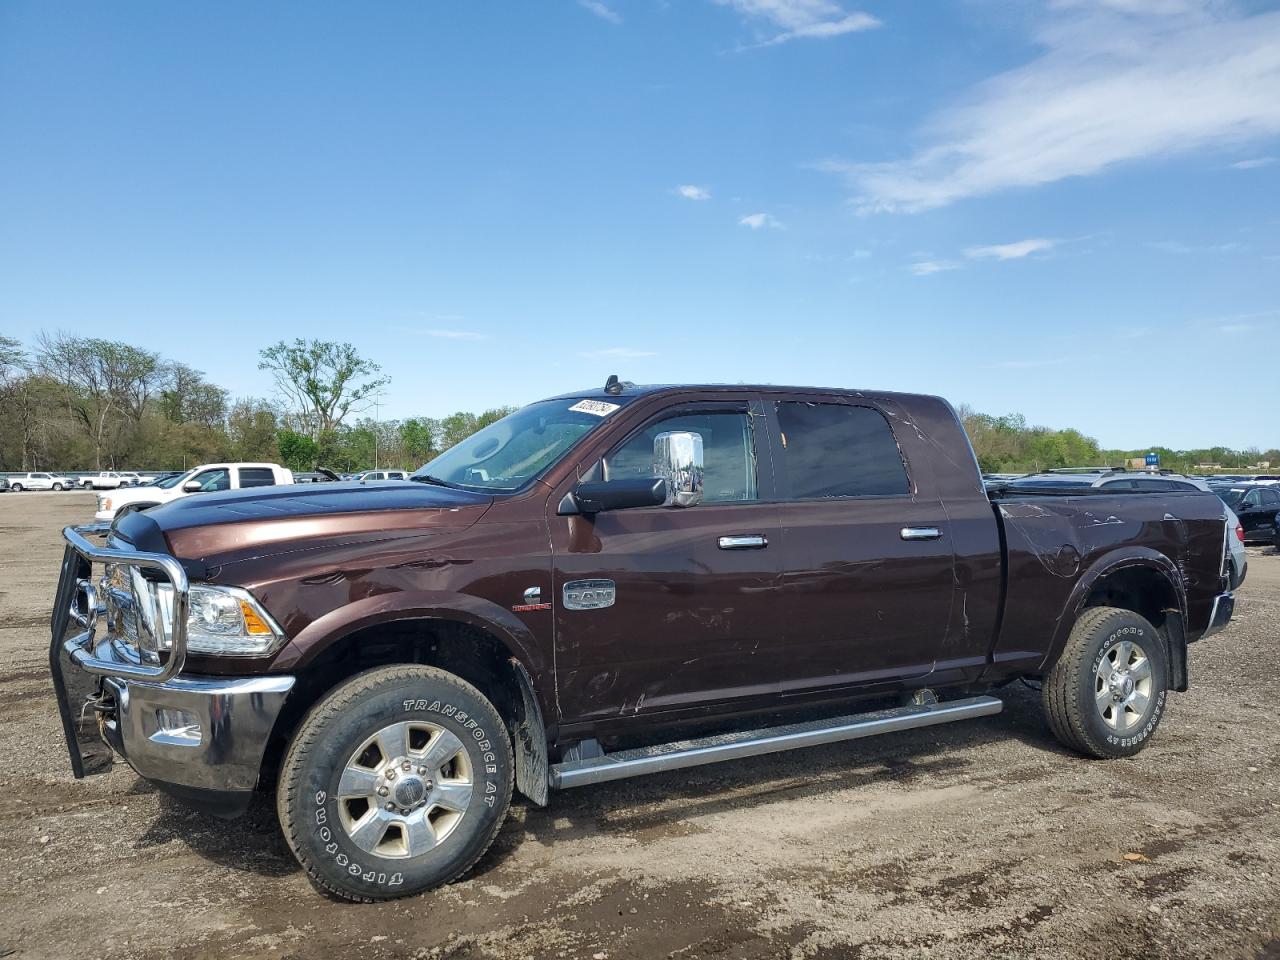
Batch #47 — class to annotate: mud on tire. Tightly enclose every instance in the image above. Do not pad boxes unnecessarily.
[1042,605,1168,759]
[277,664,514,902]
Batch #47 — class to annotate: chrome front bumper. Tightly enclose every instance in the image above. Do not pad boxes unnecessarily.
[49,525,295,816]
[100,667,294,793]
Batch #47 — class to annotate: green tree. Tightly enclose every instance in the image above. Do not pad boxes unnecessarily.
[276,430,319,472]
[258,339,390,440]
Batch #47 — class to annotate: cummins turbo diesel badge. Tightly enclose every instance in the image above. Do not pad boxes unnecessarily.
[563,579,616,610]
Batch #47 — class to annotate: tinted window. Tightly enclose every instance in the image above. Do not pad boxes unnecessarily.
[190,468,230,492]
[1135,479,1173,491]
[1242,490,1263,508]
[239,468,277,488]
[774,402,909,499]
[605,411,757,503]
[1262,488,1280,506]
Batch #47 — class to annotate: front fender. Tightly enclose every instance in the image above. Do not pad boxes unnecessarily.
[1040,546,1187,673]
[272,589,549,685]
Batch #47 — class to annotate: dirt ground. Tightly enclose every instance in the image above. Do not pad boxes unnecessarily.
[0,491,1277,960]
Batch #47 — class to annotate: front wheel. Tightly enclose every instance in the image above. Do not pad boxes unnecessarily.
[278,664,514,902]
[1042,605,1168,758]
[52,482,63,491]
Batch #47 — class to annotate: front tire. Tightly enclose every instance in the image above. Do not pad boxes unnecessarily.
[52,482,63,491]
[1043,606,1168,758]
[278,665,514,902]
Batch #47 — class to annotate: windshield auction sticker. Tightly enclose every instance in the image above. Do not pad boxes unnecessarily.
[568,400,621,417]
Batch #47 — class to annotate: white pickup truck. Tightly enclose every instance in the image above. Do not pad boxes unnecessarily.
[9,472,76,492]
[79,472,138,490]
[94,462,293,521]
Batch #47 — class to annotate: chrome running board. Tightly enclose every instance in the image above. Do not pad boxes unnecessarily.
[549,695,1003,789]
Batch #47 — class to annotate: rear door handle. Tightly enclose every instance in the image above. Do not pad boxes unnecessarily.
[718,534,768,550]
[900,526,942,541]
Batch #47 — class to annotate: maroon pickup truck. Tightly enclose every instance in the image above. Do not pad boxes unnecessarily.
[49,380,1235,900]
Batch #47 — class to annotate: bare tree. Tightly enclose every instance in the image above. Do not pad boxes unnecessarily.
[258,339,389,440]
[35,332,166,468]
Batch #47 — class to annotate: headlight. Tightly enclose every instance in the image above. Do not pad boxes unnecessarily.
[131,579,287,658]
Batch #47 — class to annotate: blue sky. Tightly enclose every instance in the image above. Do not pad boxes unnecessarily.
[1,0,1278,450]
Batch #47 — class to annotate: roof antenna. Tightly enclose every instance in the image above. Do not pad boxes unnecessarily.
[604,374,631,396]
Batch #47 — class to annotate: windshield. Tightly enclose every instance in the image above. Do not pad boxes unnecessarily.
[154,470,193,490]
[412,398,625,492]
[1212,486,1247,508]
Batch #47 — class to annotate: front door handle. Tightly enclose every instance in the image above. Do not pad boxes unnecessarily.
[718,534,768,550]
[900,526,942,541]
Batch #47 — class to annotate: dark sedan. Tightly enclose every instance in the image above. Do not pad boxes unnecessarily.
[1210,483,1280,543]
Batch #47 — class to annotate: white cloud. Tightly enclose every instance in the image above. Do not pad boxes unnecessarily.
[1230,156,1277,169]
[579,0,622,24]
[426,329,490,341]
[714,0,880,48]
[675,184,711,200]
[819,3,1280,212]
[909,260,961,276]
[739,212,784,229]
[849,248,872,259]
[580,347,659,360]
[1149,239,1242,254]
[964,238,1056,260]
[1217,323,1256,334]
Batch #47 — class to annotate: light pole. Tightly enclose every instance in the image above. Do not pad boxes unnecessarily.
[373,391,386,471]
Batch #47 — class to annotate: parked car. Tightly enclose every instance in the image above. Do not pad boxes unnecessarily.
[294,469,342,483]
[1209,483,1280,543]
[50,382,1234,902]
[9,471,75,491]
[357,469,409,481]
[117,471,155,486]
[0,477,9,493]
[94,462,294,521]
[78,471,135,490]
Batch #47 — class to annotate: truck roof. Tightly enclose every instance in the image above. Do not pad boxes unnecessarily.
[546,382,945,404]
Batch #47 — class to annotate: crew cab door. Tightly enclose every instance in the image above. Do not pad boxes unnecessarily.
[762,396,956,694]
[549,396,785,724]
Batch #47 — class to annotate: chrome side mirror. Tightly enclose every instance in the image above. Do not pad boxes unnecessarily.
[653,431,704,508]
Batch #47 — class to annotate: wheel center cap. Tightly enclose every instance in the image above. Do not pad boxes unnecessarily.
[393,776,427,808]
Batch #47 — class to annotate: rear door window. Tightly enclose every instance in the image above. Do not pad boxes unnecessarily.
[773,402,909,499]
[238,467,277,488]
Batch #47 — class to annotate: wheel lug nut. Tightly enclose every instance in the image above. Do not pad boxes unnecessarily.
[385,769,396,780]
[416,765,427,775]
[385,802,396,811]
[402,760,412,771]
[377,786,389,797]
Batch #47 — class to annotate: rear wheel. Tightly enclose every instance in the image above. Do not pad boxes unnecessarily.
[10,483,22,492]
[278,665,513,902]
[1042,606,1168,758]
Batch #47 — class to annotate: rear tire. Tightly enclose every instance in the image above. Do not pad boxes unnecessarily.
[277,665,514,902]
[1042,605,1168,758]
[10,483,22,492]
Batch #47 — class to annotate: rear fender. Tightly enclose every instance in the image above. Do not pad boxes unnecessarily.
[1042,547,1188,682]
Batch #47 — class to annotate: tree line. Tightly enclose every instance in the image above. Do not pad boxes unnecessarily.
[956,407,1280,476]
[1,333,1275,476]
[0,334,512,473]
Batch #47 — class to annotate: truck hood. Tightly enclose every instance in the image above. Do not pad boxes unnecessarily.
[112,481,494,572]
